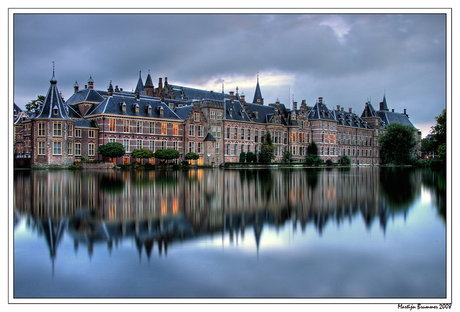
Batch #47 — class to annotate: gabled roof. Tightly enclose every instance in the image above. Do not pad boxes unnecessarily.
[169,84,229,101]
[85,95,182,120]
[66,88,105,104]
[308,99,336,121]
[33,75,72,120]
[225,100,252,122]
[335,109,370,128]
[377,111,413,127]
[244,102,276,124]
[361,101,377,118]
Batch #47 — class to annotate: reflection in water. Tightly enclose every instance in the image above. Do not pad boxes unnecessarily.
[14,167,445,260]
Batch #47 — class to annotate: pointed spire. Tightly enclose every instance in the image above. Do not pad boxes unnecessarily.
[34,64,71,119]
[135,71,144,96]
[252,73,263,104]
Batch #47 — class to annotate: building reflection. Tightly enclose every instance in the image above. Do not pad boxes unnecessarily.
[14,167,435,263]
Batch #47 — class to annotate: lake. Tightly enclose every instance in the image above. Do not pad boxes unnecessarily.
[12,166,447,300]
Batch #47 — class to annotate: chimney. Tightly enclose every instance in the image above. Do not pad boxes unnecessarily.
[293,101,298,110]
[392,109,394,112]
[380,102,384,110]
[240,93,245,102]
[349,108,352,113]
[158,77,163,90]
[74,81,79,93]
[404,108,407,115]
[164,77,168,85]
[318,97,323,104]
[337,105,340,111]
[229,91,234,102]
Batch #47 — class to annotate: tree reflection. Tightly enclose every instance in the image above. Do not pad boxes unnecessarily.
[379,167,418,213]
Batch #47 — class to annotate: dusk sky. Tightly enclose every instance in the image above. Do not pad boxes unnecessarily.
[11,8,449,137]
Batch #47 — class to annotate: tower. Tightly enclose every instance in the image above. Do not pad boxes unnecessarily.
[252,73,264,104]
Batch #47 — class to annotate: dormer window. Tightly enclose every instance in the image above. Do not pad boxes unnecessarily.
[254,111,259,118]
[134,103,139,113]
[147,105,152,114]
[52,105,59,115]
[121,102,127,112]
[158,106,164,116]
[228,108,233,117]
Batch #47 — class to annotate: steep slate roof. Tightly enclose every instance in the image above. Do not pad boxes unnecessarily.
[134,73,145,95]
[308,99,336,121]
[33,74,72,120]
[169,85,229,101]
[244,102,276,123]
[334,109,370,128]
[173,104,194,120]
[376,111,413,127]
[85,95,182,120]
[361,101,378,118]
[66,88,105,104]
[225,100,252,122]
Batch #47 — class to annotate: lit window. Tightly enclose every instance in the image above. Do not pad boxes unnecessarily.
[108,119,116,131]
[173,124,179,135]
[161,123,167,135]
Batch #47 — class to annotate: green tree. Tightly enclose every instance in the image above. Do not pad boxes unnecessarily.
[258,132,275,164]
[304,141,323,166]
[282,150,292,163]
[340,155,351,165]
[431,109,447,161]
[98,142,126,159]
[185,152,200,164]
[155,149,180,163]
[239,152,246,163]
[379,123,417,165]
[25,95,45,111]
[246,151,257,163]
[131,149,154,161]
[421,137,437,158]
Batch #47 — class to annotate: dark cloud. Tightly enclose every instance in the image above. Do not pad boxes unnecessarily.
[12,11,447,136]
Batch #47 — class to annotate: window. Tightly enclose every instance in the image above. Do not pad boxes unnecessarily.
[38,141,46,155]
[150,122,155,134]
[123,139,130,152]
[189,125,195,137]
[68,124,74,137]
[75,143,81,155]
[88,130,95,138]
[247,129,251,140]
[161,141,167,149]
[241,129,244,140]
[234,144,238,155]
[198,125,204,137]
[53,123,62,136]
[88,143,95,156]
[189,142,195,153]
[137,140,143,149]
[226,127,230,139]
[137,121,143,133]
[149,141,155,151]
[173,124,179,135]
[53,141,62,155]
[161,123,167,135]
[234,128,238,139]
[173,141,179,151]
[38,123,46,136]
[68,142,73,155]
[123,120,130,132]
[255,131,259,143]
[194,113,200,122]
[197,142,203,154]
[210,111,216,119]
[108,119,116,131]
[75,129,81,138]
[109,138,116,143]
[227,144,231,155]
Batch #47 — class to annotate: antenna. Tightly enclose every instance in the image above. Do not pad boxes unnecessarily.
[222,79,224,94]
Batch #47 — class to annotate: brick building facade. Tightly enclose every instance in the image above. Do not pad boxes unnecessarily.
[14,70,420,167]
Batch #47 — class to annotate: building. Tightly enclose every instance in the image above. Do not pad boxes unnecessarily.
[14,70,419,167]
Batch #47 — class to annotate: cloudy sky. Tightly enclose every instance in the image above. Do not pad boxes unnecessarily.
[11,8,449,137]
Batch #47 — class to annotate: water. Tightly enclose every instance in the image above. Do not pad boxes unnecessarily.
[12,167,447,299]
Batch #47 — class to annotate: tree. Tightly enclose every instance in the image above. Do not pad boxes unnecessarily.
[246,151,257,163]
[185,152,200,164]
[239,152,246,163]
[282,150,292,163]
[379,123,417,165]
[98,142,126,160]
[258,132,275,164]
[304,141,323,166]
[131,149,154,161]
[154,149,180,163]
[431,109,447,161]
[25,95,45,111]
